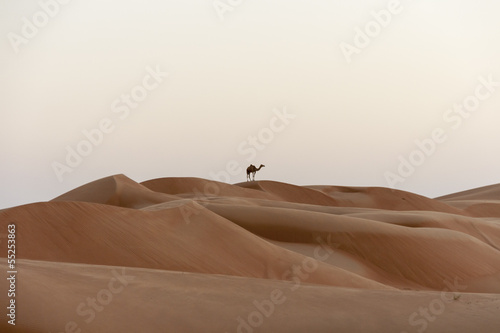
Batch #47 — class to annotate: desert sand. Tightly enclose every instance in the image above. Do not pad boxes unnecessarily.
[1,174,500,332]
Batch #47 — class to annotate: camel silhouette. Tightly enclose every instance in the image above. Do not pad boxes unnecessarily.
[246,164,265,181]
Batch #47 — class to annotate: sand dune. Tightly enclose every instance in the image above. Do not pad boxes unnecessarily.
[309,184,468,215]
[437,183,500,217]
[1,200,387,290]
[2,259,499,333]
[52,174,180,209]
[142,177,277,201]
[202,202,500,292]
[1,175,500,332]
[347,210,500,250]
[237,180,339,206]
[438,183,500,201]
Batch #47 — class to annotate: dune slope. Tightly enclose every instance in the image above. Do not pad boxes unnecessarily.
[1,259,499,333]
[0,200,387,290]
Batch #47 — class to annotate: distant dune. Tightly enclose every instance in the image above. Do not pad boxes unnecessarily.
[437,183,500,217]
[1,175,500,332]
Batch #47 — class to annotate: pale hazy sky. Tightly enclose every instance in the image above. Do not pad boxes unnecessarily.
[2,0,500,209]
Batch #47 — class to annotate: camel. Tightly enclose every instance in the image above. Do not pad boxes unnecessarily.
[246,164,265,181]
